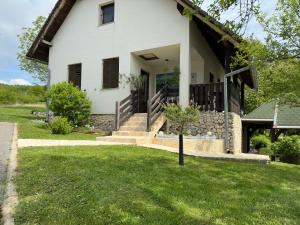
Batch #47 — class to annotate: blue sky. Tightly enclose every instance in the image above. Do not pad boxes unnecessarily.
[0,0,276,85]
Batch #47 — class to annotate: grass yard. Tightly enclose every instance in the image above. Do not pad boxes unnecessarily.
[15,146,300,225]
[0,105,109,140]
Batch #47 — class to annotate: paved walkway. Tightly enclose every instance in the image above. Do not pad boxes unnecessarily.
[18,139,270,164]
[0,123,14,205]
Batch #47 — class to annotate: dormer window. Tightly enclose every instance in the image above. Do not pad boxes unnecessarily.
[100,3,114,25]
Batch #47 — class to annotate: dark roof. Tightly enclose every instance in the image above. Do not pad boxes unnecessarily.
[276,105,300,128]
[243,102,300,128]
[27,0,256,89]
[27,0,76,63]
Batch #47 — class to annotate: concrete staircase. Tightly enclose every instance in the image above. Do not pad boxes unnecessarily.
[97,113,166,144]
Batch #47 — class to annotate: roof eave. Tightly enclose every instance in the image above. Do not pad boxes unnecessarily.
[26,0,76,63]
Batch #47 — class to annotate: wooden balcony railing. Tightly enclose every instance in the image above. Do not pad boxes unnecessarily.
[190,82,241,114]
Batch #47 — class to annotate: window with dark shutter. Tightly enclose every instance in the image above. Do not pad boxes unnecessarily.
[103,57,119,89]
[68,63,82,89]
[101,3,114,24]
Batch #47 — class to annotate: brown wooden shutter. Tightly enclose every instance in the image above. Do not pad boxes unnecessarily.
[68,63,82,89]
[103,57,119,89]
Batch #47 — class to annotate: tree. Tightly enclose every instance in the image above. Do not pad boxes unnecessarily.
[17,16,48,82]
[190,0,260,35]
[163,104,200,166]
[258,0,300,61]
[190,0,299,61]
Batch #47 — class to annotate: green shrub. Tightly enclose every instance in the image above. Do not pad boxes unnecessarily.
[272,136,300,164]
[0,88,17,104]
[251,135,271,150]
[50,117,73,135]
[0,84,46,105]
[47,82,91,126]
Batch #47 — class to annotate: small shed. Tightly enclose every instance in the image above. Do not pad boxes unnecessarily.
[242,102,300,153]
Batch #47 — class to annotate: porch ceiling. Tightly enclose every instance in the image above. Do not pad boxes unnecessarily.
[134,45,180,67]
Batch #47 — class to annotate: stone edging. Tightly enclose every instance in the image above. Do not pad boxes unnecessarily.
[1,124,18,225]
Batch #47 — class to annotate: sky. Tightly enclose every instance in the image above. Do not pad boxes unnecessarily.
[0,0,276,85]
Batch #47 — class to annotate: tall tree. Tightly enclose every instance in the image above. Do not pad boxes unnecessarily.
[258,0,300,61]
[191,0,300,109]
[191,0,260,35]
[17,16,48,82]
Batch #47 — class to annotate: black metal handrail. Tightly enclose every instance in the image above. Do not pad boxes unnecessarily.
[147,86,167,132]
[115,91,138,130]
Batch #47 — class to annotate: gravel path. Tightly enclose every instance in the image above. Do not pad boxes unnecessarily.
[0,123,14,207]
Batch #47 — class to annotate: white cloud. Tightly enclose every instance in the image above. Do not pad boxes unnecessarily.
[9,79,32,86]
[0,80,9,85]
[0,0,56,68]
[0,79,32,86]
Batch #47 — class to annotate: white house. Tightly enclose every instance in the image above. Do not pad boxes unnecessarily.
[28,0,256,153]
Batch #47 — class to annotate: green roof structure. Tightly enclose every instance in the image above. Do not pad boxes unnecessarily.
[242,102,300,129]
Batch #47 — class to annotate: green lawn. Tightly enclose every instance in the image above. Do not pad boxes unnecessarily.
[15,146,300,225]
[0,105,109,140]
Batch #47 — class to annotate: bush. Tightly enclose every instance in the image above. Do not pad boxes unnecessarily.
[251,135,271,150]
[272,136,300,164]
[0,84,46,105]
[50,117,73,135]
[0,88,17,104]
[47,82,91,126]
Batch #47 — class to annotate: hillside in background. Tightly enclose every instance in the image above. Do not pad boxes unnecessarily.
[0,84,46,105]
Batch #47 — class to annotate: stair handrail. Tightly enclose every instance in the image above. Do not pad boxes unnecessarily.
[147,86,167,132]
[115,91,138,131]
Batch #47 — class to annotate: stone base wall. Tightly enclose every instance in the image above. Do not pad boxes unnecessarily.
[91,114,115,131]
[167,112,242,153]
[230,113,242,154]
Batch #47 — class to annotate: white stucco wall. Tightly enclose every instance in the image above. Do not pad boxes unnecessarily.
[48,0,225,114]
[190,21,225,83]
[49,0,190,114]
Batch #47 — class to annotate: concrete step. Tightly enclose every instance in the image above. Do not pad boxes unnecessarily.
[132,113,147,118]
[97,136,153,145]
[119,126,146,132]
[123,121,147,127]
[126,117,147,122]
[112,131,156,137]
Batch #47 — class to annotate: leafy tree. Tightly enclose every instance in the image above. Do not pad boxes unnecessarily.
[163,104,200,166]
[189,0,260,35]
[17,16,48,82]
[258,0,300,61]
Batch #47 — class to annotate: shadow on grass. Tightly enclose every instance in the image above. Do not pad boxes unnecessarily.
[15,146,300,225]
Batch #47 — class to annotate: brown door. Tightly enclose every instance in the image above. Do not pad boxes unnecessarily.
[138,69,150,113]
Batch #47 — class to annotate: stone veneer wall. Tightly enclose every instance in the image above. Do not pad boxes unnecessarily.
[91,115,115,131]
[168,112,242,153]
[230,113,242,154]
[91,112,243,154]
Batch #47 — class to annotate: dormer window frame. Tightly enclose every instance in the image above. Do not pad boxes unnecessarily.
[99,1,115,26]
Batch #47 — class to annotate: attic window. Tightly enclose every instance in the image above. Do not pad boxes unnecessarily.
[100,3,114,25]
[139,53,159,61]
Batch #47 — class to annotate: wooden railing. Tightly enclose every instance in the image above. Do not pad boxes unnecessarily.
[115,91,138,130]
[166,86,179,104]
[147,86,167,132]
[190,82,241,114]
[190,83,224,112]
